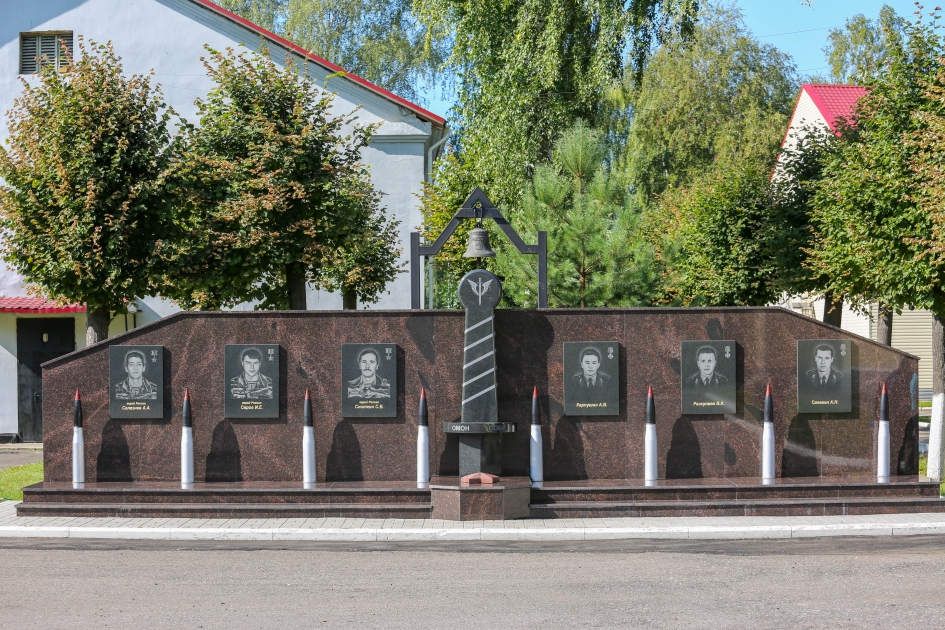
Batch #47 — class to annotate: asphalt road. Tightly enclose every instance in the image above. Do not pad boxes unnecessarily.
[1,537,944,629]
[0,447,42,471]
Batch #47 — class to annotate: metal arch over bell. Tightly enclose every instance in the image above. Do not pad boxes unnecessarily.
[463,227,496,258]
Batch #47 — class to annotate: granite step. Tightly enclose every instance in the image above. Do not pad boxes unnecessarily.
[16,501,434,519]
[530,496,945,518]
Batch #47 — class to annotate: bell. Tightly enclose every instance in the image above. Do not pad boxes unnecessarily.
[463,227,496,258]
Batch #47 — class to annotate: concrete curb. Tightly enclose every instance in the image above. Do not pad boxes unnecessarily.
[2,521,945,541]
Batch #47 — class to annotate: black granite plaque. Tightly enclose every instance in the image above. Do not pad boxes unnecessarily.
[563,342,619,416]
[797,339,852,413]
[341,343,397,417]
[224,344,279,418]
[680,340,737,414]
[109,345,163,418]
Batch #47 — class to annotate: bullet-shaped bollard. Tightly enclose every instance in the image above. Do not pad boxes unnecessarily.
[181,388,194,489]
[762,384,775,485]
[530,386,544,484]
[644,386,658,486]
[417,387,430,485]
[878,383,890,482]
[303,389,316,489]
[72,389,85,488]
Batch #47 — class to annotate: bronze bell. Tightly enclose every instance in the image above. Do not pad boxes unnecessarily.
[463,226,496,258]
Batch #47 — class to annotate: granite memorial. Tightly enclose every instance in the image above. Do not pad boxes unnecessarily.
[797,339,852,413]
[562,342,619,416]
[342,343,397,418]
[108,345,163,419]
[443,268,516,476]
[680,340,737,414]
[224,344,279,418]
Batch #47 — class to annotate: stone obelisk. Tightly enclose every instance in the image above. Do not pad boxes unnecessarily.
[451,268,509,476]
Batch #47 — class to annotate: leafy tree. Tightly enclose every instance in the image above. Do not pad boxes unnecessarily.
[494,121,659,308]
[216,0,443,103]
[805,13,945,476]
[648,159,777,306]
[0,40,173,345]
[620,3,798,206]
[159,45,400,310]
[824,4,906,85]
[415,0,699,215]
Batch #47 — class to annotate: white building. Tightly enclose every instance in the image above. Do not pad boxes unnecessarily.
[778,83,933,397]
[0,0,447,440]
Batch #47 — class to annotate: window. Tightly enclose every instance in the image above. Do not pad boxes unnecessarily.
[20,32,73,74]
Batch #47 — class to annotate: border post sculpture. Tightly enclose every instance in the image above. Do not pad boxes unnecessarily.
[443,268,515,476]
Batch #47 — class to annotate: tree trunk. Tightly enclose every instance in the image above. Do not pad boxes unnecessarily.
[286,264,307,311]
[822,292,843,328]
[928,314,945,481]
[342,288,357,310]
[876,303,893,346]
[85,307,111,347]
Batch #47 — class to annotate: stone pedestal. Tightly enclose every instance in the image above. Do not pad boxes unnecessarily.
[430,476,531,521]
[444,421,516,476]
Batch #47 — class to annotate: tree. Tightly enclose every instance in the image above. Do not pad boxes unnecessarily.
[415,0,699,215]
[805,13,945,477]
[824,4,906,85]
[159,45,400,310]
[494,121,659,307]
[0,40,173,345]
[620,3,798,207]
[649,159,777,307]
[216,0,443,103]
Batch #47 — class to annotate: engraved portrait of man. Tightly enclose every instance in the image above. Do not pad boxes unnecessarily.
[347,348,391,399]
[806,344,844,391]
[570,347,612,403]
[114,350,158,400]
[229,347,273,400]
[684,346,729,390]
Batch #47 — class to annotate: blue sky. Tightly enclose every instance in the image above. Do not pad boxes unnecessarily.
[418,0,925,119]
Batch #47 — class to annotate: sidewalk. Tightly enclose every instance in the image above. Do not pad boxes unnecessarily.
[3,499,945,541]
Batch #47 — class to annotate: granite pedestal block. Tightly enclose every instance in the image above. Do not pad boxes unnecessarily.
[429,476,531,520]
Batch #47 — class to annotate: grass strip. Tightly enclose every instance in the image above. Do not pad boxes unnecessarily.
[0,462,43,501]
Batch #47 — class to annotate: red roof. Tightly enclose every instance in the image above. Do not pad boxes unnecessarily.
[0,297,85,313]
[189,0,446,128]
[803,84,870,132]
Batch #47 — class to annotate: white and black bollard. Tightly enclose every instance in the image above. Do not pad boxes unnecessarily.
[72,389,85,488]
[762,384,775,485]
[303,389,316,489]
[644,385,658,486]
[878,383,890,483]
[417,387,430,486]
[181,388,194,489]
[530,386,544,485]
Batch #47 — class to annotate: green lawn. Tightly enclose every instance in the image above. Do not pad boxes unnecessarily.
[920,400,933,408]
[0,462,43,501]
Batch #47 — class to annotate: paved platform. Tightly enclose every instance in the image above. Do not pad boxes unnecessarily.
[3,499,945,541]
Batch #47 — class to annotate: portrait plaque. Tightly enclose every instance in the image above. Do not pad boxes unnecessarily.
[342,343,397,418]
[109,345,164,419]
[797,339,852,413]
[563,342,619,416]
[224,344,280,418]
[680,340,737,415]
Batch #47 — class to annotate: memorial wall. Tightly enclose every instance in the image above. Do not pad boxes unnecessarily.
[39,307,919,483]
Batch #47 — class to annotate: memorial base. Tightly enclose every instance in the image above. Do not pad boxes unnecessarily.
[430,476,531,521]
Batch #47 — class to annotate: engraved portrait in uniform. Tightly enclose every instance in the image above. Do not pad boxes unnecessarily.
[342,344,397,418]
[224,345,280,418]
[680,341,737,415]
[109,345,164,419]
[797,339,852,413]
[563,342,619,416]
